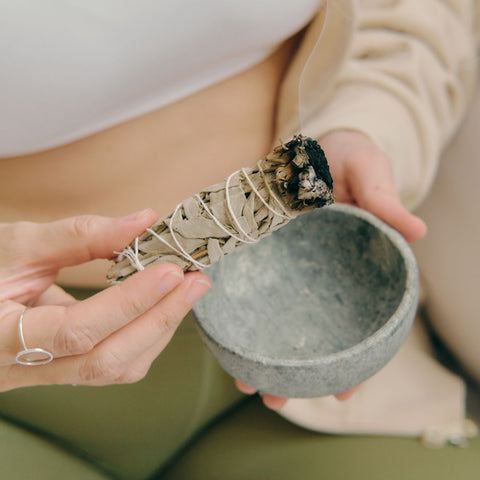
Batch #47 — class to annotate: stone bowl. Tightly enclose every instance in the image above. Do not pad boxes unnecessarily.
[193,204,419,398]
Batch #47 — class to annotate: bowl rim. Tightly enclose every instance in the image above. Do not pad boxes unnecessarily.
[195,203,419,368]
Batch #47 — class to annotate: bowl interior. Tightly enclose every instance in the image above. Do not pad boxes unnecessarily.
[194,205,407,363]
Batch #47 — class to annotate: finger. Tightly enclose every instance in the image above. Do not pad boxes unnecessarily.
[31,285,77,307]
[334,386,359,401]
[238,378,359,403]
[8,272,210,388]
[14,209,158,270]
[0,263,184,365]
[346,157,427,243]
[360,190,427,243]
[235,380,289,410]
[262,394,288,410]
[235,379,257,394]
[331,181,355,205]
[78,272,211,386]
[0,301,24,366]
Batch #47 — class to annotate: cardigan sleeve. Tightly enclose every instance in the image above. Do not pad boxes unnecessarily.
[300,0,478,210]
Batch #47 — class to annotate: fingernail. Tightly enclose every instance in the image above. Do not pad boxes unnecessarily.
[159,270,184,295]
[120,209,152,222]
[186,278,211,305]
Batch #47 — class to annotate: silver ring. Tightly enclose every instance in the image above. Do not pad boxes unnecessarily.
[15,308,54,366]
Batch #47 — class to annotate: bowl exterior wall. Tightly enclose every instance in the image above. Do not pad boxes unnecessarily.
[195,282,417,398]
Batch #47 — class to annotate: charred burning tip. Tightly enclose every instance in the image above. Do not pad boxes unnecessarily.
[274,135,334,210]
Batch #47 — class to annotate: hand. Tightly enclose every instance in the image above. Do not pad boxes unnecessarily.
[234,380,358,410]
[319,130,427,243]
[233,131,423,408]
[0,210,210,392]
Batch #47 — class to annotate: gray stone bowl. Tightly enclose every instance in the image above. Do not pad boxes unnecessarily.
[193,204,419,398]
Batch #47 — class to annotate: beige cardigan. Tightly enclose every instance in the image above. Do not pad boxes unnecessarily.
[275,0,478,210]
[273,0,479,442]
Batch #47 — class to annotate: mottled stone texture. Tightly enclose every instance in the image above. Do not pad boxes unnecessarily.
[193,204,419,398]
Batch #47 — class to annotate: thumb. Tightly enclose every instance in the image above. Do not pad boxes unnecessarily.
[19,209,158,269]
[345,152,426,243]
[359,188,426,243]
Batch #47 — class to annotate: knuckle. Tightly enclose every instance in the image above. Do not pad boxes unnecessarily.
[78,352,123,384]
[54,324,96,356]
[150,308,180,335]
[118,293,150,320]
[70,215,96,239]
[69,216,98,259]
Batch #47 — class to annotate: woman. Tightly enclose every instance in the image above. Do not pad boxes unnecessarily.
[0,1,478,478]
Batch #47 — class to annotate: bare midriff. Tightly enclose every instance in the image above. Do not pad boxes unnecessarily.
[0,38,298,287]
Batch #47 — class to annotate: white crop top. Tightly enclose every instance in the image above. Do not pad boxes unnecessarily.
[0,0,321,156]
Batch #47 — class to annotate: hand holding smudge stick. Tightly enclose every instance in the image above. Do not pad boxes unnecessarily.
[107,135,334,283]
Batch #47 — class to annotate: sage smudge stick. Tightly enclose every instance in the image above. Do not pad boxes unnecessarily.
[107,135,334,283]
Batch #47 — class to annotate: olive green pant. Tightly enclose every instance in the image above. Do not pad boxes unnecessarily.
[1,290,479,479]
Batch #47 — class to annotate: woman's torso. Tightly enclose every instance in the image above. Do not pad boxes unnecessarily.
[1,39,297,220]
